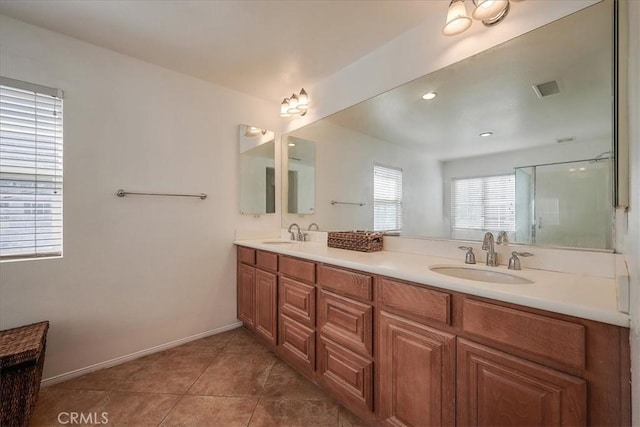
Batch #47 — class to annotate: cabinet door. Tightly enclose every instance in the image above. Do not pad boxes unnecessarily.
[457,338,586,427]
[378,312,455,427]
[237,263,256,329]
[255,269,277,345]
[318,336,373,413]
[279,314,316,379]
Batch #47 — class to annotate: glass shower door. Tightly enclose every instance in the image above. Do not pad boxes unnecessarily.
[530,159,612,249]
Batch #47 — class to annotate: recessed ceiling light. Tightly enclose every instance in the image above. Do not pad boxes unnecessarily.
[422,92,437,100]
[288,143,296,147]
[479,131,493,137]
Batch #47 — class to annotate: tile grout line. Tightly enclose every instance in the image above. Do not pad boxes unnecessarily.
[245,353,279,427]
[156,331,240,426]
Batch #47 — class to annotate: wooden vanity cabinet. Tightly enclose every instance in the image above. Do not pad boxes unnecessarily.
[236,247,278,346]
[236,247,631,426]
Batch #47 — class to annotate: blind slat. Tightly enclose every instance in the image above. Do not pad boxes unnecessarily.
[0,81,63,259]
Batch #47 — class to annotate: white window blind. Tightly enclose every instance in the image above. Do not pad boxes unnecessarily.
[374,164,402,232]
[0,77,63,259]
[451,174,515,234]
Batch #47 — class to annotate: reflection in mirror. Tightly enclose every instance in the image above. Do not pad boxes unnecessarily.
[239,125,276,215]
[285,137,315,215]
[282,1,615,250]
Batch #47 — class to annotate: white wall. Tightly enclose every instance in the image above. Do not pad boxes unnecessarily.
[0,15,280,380]
[283,121,443,237]
[624,1,640,424]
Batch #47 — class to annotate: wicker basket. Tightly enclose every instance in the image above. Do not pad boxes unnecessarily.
[328,231,384,252]
[0,321,49,427]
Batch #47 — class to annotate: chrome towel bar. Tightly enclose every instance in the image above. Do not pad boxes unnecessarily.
[116,189,207,200]
[330,200,365,206]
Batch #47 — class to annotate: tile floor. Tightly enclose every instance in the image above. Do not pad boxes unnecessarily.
[32,327,371,426]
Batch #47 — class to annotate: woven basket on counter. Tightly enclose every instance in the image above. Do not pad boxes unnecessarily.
[0,321,49,427]
[327,231,384,252]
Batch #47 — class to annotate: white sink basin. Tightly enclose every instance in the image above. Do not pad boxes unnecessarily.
[430,266,533,285]
[261,241,295,245]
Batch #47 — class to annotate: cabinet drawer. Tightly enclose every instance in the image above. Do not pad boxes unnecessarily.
[256,250,278,272]
[318,291,372,356]
[280,277,315,327]
[280,256,316,283]
[318,336,373,412]
[317,265,372,301]
[237,246,256,265]
[379,277,451,325]
[462,298,585,370]
[279,315,316,378]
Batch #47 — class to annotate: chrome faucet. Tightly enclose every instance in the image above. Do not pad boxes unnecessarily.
[308,223,319,231]
[482,232,498,266]
[288,223,303,241]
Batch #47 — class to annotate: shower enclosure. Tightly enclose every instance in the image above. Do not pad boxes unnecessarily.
[515,155,613,249]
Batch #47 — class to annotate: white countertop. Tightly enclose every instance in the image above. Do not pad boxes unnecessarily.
[234,239,631,328]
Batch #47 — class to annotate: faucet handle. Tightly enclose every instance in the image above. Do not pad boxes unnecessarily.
[458,246,476,264]
[508,251,533,270]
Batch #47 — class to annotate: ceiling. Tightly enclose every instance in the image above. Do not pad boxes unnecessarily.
[0,0,442,103]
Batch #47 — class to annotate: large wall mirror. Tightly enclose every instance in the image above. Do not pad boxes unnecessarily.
[281,1,617,250]
[239,125,276,215]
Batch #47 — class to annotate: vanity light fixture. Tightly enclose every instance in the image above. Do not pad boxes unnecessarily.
[442,0,511,36]
[479,131,493,137]
[280,88,309,118]
[288,143,296,147]
[422,91,438,100]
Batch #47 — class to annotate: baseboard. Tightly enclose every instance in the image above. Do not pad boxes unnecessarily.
[41,321,243,387]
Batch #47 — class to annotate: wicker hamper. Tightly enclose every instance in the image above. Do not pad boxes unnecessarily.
[0,321,49,427]
[327,230,384,252]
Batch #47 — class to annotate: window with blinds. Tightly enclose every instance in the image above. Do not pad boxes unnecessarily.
[0,77,64,259]
[451,174,515,235]
[373,164,402,232]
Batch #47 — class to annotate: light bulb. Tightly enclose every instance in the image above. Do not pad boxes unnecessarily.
[442,0,472,36]
[287,93,301,114]
[298,88,309,111]
[280,98,292,118]
[472,0,508,21]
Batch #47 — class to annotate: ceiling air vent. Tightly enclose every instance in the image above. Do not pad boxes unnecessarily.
[532,80,560,98]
